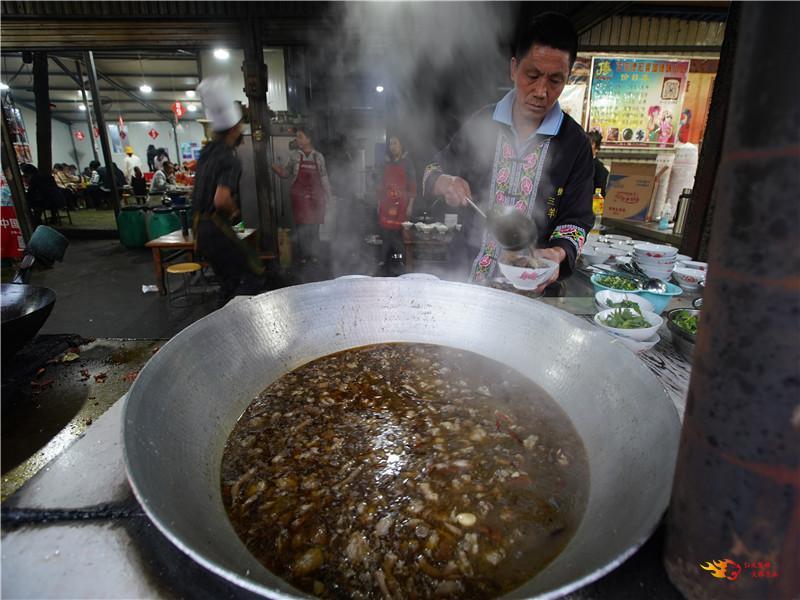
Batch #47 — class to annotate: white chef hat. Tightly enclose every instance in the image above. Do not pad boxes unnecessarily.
[196,76,242,133]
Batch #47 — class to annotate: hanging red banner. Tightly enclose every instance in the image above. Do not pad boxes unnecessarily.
[93,127,100,139]
[74,131,85,141]
[171,101,185,119]
[148,128,159,140]
[120,130,127,140]
[118,115,125,130]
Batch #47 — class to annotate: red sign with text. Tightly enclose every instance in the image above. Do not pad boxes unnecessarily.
[74,131,85,141]
[148,128,159,140]
[171,101,185,119]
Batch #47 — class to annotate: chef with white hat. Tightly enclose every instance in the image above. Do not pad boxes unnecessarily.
[192,76,266,304]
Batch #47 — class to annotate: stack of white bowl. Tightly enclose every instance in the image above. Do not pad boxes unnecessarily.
[633,242,678,281]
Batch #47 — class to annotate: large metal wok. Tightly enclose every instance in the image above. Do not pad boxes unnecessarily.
[1,283,57,360]
[123,277,681,598]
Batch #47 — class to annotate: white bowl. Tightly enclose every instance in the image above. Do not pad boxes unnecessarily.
[596,246,627,260]
[497,257,558,291]
[594,308,664,341]
[594,290,655,315]
[676,254,692,263]
[672,267,705,290]
[602,234,633,243]
[612,333,661,354]
[634,254,677,266]
[580,247,609,265]
[639,266,675,280]
[678,260,708,272]
[633,242,678,259]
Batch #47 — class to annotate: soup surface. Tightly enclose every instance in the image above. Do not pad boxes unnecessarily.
[222,343,588,599]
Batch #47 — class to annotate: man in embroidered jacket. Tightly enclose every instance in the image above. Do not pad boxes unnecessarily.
[423,12,594,290]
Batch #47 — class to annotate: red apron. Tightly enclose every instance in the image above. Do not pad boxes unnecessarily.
[290,153,325,225]
[378,162,409,230]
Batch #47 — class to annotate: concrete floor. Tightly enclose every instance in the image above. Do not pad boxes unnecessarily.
[30,239,218,339]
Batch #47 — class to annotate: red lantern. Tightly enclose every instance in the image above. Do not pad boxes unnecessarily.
[172,101,185,119]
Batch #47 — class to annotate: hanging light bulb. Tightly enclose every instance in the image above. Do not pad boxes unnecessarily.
[0,82,9,91]
[139,83,152,94]
[213,48,230,60]
[78,104,87,111]
[186,90,196,98]
[376,85,385,93]
[187,103,198,112]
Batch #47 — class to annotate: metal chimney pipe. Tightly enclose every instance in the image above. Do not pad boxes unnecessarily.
[664,3,800,599]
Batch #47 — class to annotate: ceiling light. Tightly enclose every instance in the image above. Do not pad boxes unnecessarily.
[213,48,230,60]
[187,103,197,112]
[186,90,196,98]
[78,104,87,111]
[376,85,384,93]
[139,84,152,93]
[0,82,9,91]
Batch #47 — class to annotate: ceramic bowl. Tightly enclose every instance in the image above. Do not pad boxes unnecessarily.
[676,254,692,263]
[612,333,661,354]
[590,273,643,294]
[580,247,608,265]
[637,282,683,314]
[677,260,708,272]
[596,246,628,261]
[594,290,655,315]
[634,253,677,266]
[601,234,633,243]
[594,308,664,341]
[672,267,705,290]
[639,265,675,280]
[633,242,678,259]
[497,257,558,291]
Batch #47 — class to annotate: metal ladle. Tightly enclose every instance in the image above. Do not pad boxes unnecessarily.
[465,198,537,251]
[621,262,669,293]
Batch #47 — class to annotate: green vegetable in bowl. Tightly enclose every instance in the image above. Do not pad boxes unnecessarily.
[606,298,642,315]
[673,310,698,335]
[597,275,639,291]
[602,308,651,329]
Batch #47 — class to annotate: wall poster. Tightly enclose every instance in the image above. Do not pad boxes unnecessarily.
[587,57,690,148]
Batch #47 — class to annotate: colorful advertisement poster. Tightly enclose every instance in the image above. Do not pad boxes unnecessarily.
[587,58,690,148]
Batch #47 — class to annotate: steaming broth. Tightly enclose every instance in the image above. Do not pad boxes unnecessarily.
[222,343,588,598]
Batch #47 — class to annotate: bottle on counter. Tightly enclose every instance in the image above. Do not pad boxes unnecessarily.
[658,206,670,231]
[591,187,604,233]
[673,188,693,236]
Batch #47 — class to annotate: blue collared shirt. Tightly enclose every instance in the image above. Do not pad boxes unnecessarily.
[492,90,564,154]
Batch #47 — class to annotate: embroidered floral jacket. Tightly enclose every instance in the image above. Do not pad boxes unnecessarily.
[423,104,594,283]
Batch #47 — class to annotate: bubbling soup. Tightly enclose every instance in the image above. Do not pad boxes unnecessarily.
[222,343,589,599]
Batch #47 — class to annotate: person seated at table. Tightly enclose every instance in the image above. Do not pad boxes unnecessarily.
[96,162,125,209]
[52,163,80,209]
[149,161,175,195]
[21,163,64,226]
[131,166,148,204]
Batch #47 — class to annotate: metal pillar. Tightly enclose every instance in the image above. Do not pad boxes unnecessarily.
[242,21,277,254]
[171,122,181,165]
[84,51,120,216]
[1,108,34,241]
[75,60,100,163]
[664,3,800,599]
[32,52,52,170]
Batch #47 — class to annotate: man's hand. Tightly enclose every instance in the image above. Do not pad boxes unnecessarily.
[532,246,567,293]
[433,174,472,208]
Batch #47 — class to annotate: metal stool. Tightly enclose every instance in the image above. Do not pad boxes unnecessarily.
[165,262,204,307]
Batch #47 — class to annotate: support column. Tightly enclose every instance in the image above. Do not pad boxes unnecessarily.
[242,21,277,254]
[32,52,52,171]
[76,60,100,163]
[1,109,34,241]
[84,51,120,216]
[664,4,800,599]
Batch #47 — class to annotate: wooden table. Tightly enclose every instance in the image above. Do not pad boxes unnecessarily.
[145,228,257,295]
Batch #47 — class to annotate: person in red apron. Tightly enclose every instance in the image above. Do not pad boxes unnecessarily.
[272,127,332,264]
[378,135,417,273]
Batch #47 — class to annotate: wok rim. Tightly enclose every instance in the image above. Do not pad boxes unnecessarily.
[123,277,681,599]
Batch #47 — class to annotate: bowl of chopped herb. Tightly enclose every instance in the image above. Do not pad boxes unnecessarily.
[590,273,642,294]
[594,307,663,341]
[594,290,654,315]
[666,308,700,360]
